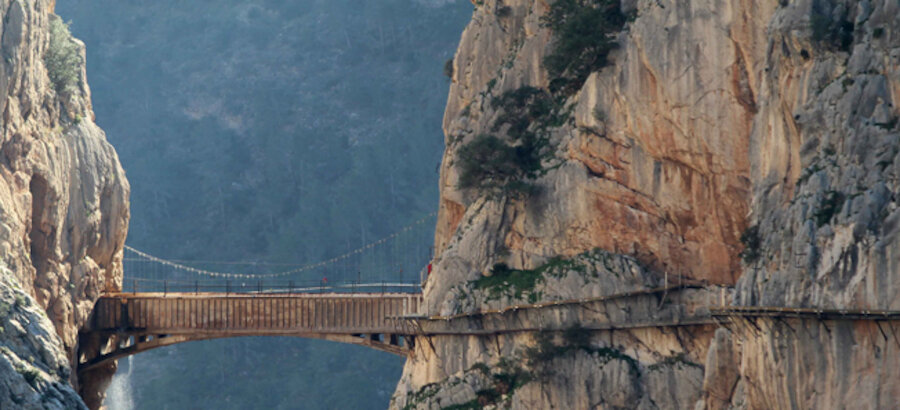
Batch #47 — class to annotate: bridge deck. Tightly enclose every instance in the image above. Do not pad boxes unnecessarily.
[80,286,900,375]
[78,292,423,372]
[87,292,422,335]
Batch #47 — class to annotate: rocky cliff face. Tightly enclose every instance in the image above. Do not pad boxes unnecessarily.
[1,0,129,408]
[394,0,900,408]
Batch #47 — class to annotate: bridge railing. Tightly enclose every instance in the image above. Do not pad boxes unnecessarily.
[118,277,421,295]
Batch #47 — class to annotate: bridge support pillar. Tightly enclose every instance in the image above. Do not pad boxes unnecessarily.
[76,331,119,410]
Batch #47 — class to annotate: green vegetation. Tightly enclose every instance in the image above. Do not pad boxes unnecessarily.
[13,294,27,308]
[469,248,624,302]
[44,17,81,94]
[457,0,631,198]
[796,162,824,187]
[813,190,845,227]
[457,135,536,196]
[457,87,566,197]
[407,360,532,410]
[15,365,41,388]
[491,87,568,133]
[541,0,628,94]
[55,0,472,408]
[444,58,454,79]
[402,383,441,410]
[739,225,761,264]
[492,357,532,395]
[841,77,855,90]
[647,352,702,371]
[442,400,481,410]
[473,262,545,302]
[524,327,639,379]
[0,300,11,319]
[469,362,491,376]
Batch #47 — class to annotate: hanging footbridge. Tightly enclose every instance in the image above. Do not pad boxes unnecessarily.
[77,214,440,376]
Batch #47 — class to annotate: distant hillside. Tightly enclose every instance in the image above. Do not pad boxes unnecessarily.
[56,0,471,408]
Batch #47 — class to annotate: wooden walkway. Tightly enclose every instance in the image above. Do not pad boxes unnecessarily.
[77,284,900,377]
[78,292,422,373]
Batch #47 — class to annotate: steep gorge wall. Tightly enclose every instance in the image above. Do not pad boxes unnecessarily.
[1,0,129,408]
[395,0,900,408]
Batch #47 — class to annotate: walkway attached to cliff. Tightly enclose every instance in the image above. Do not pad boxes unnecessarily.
[79,278,900,380]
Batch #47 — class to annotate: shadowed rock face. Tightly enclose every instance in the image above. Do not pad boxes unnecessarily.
[1,0,129,408]
[0,267,87,409]
[394,0,900,408]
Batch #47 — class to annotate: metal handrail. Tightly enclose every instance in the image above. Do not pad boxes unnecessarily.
[122,277,421,295]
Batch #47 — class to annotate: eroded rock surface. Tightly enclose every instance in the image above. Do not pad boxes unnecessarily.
[0,266,86,409]
[1,0,129,407]
[395,0,900,408]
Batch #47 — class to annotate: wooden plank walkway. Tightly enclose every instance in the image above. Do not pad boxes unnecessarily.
[78,292,422,373]
[78,285,900,376]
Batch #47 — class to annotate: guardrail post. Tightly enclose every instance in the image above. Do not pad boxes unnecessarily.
[226,280,231,295]
[132,279,137,294]
[258,280,262,293]
[195,280,199,295]
[163,280,167,295]
[382,280,385,294]
[289,281,294,295]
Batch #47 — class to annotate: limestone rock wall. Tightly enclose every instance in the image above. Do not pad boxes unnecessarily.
[0,265,86,409]
[395,0,900,408]
[736,0,900,311]
[1,0,129,407]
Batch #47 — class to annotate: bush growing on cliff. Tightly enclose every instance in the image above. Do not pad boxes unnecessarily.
[542,0,627,94]
[443,58,454,79]
[456,87,561,197]
[524,328,639,380]
[457,0,631,197]
[739,225,761,264]
[457,135,541,196]
[45,17,82,94]
[491,86,567,134]
[473,262,546,301]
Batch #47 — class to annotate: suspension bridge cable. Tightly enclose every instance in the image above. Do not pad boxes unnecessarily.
[123,212,436,279]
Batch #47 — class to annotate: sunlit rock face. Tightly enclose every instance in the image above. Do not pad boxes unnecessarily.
[1,0,129,408]
[394,0,900,408]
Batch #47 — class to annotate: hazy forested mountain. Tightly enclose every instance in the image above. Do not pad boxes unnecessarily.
[56,0,471,408]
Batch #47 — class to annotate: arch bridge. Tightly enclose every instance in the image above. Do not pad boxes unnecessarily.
[77,286,423,374]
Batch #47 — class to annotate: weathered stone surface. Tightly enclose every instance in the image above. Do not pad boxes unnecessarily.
[0,265,86,410]
[397,0,900,408]
[441,248,660,315]
[735,0,900,311]
[1,0,129,407]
